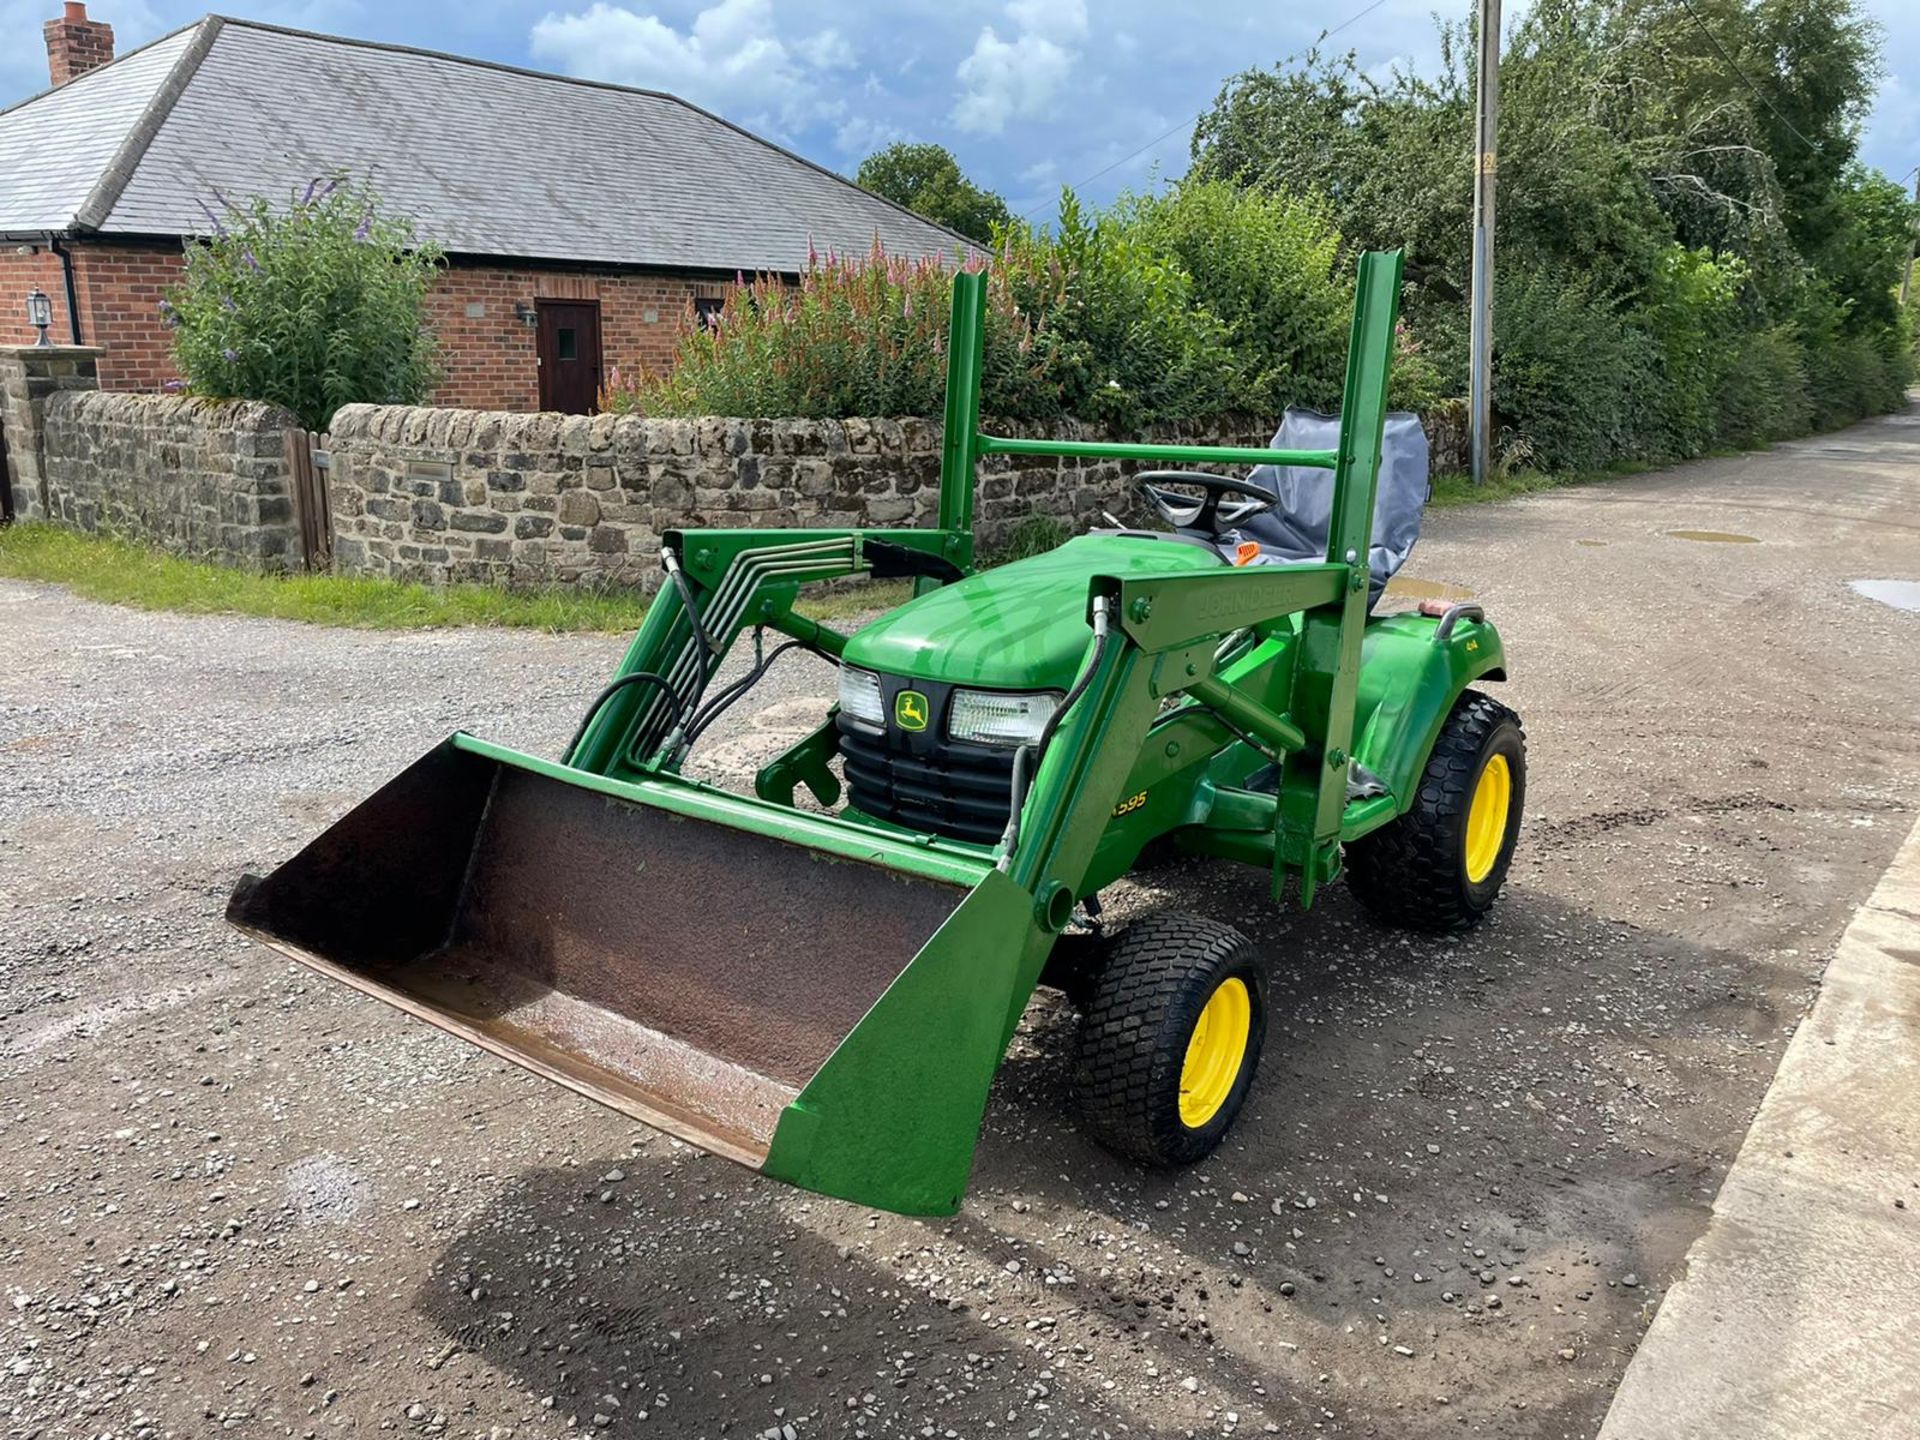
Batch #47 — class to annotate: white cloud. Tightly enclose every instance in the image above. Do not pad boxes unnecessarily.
[797,28,857,71]
[1005,0,1087,43]
[529,0,848,133]
[951,0,1086,136]
[835,111,905,160]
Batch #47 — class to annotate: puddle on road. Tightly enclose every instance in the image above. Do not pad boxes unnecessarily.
[1665,529,1760,544]
[1385,576,1475,602]
[1849,579,1920,614]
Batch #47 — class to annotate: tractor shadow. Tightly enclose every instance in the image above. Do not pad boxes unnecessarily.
[965,857,1804,1435]
[415,1154,1182,1438]
[414,860,1806,1440]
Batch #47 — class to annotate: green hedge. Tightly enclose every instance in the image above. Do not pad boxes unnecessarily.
[612,131,1913,480]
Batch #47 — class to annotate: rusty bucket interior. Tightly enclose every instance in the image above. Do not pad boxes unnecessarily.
[227,741,965,1164]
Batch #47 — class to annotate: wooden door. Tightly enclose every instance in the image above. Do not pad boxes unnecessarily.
[536,300,602,414]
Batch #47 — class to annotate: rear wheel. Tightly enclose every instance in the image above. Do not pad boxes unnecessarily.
[1345,689,1525,931]
[1072,913,1268,1166]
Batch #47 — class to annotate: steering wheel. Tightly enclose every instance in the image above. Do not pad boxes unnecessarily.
[1138,471,1278,538]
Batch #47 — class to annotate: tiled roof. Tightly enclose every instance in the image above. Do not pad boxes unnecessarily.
[0,16,968,272]
[0,25,200,233]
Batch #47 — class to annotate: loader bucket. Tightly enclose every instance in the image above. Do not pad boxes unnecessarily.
[229,735,1039,1214]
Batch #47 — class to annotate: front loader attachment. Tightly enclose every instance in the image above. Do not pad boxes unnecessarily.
[228,735,1037,1213]
[228,249,1416,1217]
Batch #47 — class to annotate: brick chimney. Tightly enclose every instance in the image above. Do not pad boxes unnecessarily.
[45,3,114,87]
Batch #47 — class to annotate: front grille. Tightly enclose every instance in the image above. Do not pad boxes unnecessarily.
[837,715,1016,845]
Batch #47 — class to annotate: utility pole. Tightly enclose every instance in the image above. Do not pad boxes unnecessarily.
[1899,170,1919,309]
[1468,0,1501,484]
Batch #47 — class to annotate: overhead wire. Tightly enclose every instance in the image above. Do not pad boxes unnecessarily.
[1673,0,1821,154]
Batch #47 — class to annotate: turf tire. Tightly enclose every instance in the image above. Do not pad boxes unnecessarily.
[1072,912,1268,1167]
[1344,688,1525,932]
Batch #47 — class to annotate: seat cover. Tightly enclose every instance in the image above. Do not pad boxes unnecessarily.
[1221,410,1430,610]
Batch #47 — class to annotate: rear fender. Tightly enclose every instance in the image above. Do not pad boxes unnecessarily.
[1352,613,1508,809]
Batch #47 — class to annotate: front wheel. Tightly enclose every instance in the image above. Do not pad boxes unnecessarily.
[1072,913,1268,1167]
[1345,690,1526,931]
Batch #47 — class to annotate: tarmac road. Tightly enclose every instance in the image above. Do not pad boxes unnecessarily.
[3,404,1918,1440]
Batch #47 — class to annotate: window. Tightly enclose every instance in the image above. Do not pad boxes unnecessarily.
[693,296,725,330]
[556,326,578,361]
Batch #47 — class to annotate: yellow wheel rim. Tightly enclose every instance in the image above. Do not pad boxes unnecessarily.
[1463,752,1512,884]
[1179,977,1252,1128]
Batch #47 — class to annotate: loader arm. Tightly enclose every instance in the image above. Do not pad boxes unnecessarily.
[567,526,972,780]
[765,242,1405,1206]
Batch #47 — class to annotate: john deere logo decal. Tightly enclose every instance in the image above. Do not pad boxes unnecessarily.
[894,690,930,731]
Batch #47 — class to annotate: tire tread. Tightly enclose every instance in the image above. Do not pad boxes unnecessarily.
[1345,689,1524,932]
[1073,913,1265,1166]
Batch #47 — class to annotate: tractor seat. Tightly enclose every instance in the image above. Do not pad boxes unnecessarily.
[1226,409,1432,610]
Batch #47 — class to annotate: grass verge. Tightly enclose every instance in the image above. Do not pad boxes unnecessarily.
[0,523,931,633]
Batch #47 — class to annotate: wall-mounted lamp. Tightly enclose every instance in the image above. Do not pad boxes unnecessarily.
[513,301,538,327]
[26,287,54,346]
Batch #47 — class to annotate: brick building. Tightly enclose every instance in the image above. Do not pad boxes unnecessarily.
[0,6,963,412]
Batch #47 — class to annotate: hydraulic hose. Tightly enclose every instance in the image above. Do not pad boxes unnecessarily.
[996,595,1112,870]
[562,671,687,766]
[661,546,717,656]
[627,538,854,763]
[684,634,815,747]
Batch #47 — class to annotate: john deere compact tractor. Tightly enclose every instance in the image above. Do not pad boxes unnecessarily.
[230,249,1524,1216]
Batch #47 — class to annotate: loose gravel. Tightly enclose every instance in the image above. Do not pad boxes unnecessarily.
[4,409,1918,1439]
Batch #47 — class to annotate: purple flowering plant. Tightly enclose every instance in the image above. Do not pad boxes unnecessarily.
[166,175,443,429]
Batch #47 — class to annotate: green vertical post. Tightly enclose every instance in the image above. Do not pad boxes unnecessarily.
[937,270,987,540]
[1276,249,1405,905]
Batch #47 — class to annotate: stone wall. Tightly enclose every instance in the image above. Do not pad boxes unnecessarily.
[325,404,1474,588]
[2,345,104,522]
[40,391,305,569]
[324,406,1302,587]
[1422,398,1470,478]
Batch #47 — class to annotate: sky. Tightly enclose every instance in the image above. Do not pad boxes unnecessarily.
[4,0,1917,219]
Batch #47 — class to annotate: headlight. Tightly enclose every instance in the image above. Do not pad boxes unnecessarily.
[948,687,1061,747]
[837,666,885,730]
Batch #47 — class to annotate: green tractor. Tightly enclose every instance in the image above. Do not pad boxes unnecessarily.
[229,249,1524,1216]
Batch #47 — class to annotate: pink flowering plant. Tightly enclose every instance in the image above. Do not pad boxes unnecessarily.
[604,240,1063,420]
[607,180,1380,426]
[167,178,442,429]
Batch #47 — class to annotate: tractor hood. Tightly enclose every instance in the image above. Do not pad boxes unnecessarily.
[844,533,1223,690]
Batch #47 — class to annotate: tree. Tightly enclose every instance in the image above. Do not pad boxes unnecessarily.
[855,143,1012,244]
[166,180,442,429]
[1187,0,1913,466]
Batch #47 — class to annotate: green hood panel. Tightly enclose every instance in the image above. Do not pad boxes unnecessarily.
[846,534,1224,689]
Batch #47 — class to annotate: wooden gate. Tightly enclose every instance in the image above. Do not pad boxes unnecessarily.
[284,429,333,570]
[0,411,13,524]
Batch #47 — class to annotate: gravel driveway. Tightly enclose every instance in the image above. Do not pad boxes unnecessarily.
[4,407,1918,1440]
